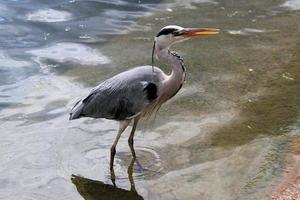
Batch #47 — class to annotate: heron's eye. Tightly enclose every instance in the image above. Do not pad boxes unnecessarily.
[172,30,182,36]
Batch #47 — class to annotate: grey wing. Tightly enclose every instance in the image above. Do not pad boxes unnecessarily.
[69,66,165,120]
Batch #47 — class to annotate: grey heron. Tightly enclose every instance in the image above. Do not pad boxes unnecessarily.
[69,25,219,169]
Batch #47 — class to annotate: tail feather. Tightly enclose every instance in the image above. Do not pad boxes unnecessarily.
[69,100,84,120]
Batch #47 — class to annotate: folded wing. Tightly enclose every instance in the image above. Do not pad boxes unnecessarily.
[69,66,164,121]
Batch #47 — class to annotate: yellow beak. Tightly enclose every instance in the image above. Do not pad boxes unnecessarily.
[181,28,220,37]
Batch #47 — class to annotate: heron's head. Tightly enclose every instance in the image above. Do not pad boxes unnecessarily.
[154,25,220,49]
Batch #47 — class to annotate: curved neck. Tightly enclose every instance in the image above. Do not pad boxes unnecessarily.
[155,46,186,99]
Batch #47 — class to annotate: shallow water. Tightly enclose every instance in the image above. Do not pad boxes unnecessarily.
[0,0,299,199]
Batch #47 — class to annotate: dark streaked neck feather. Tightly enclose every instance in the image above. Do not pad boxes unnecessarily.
[168,50,186,73]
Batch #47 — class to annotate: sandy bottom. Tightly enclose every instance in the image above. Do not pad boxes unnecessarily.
[268,136,300,200]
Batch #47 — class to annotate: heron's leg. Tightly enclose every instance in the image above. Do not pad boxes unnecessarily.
[128,117,140,158]
[110,166,116,187]
[127,157,137,193]
[110,120,130,170]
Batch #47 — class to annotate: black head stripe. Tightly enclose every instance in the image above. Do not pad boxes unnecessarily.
[156,28,178,37]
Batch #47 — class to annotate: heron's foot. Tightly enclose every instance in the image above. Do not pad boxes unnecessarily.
[134,159,160,175]
[135,159,146,173]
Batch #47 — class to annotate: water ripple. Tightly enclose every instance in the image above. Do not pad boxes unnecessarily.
[28,42,110,69]
[26,9,73,23]
[282,0,300,10]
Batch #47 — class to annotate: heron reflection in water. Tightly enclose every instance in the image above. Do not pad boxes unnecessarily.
[69,25,220,169]
[71,158,143,200]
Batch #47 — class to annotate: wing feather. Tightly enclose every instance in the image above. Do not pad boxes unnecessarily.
[69,66,165,120]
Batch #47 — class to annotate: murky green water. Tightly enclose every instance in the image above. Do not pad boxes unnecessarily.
[0,0,299,199]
